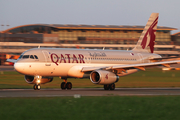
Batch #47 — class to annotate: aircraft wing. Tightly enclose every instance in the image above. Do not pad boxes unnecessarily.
[6,59,17,63]
[81,60,180,72]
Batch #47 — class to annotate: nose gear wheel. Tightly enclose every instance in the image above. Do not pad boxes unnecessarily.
[33,84,41,90]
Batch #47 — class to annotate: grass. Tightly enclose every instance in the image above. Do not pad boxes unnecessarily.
[1,69,180,120]
[1,68,180,89]
[1,96,180,120]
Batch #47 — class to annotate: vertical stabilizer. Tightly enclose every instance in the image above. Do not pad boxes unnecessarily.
[133,13,159,53]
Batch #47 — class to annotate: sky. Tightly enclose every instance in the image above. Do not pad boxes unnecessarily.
[0,0,180,33]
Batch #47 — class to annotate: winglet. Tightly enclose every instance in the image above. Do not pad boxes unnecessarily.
[133,13,159,53]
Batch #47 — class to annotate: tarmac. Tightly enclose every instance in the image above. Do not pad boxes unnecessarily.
[1,88,180,97]
[0,66,14,71]
[1,65,180,97]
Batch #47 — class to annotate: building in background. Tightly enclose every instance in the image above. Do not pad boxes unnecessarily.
[172,32,180,45]
[0,24,179,65]
[0,24,176,44]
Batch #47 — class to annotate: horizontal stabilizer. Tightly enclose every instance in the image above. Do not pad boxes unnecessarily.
[150,56,180,60]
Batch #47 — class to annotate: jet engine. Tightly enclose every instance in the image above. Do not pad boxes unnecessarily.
[25,75,53,84]
[90,70,119,85]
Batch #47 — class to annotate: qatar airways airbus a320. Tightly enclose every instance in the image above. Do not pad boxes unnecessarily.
[7,13,180,90]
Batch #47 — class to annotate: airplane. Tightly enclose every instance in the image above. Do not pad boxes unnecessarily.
[7,13,180,90]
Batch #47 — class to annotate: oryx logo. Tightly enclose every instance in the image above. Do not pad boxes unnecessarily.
[130,53,134,56]
[141,17,158,53]
[105,74,108,79]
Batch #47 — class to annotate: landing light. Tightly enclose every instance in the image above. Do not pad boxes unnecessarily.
[37,80,41,83]
[162,68,171,71]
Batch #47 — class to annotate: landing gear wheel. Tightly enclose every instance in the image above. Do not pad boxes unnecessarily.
[109,83,115,90]
[66,82,72,90]
[104,85,110,90]
[33,84,41,90]
[37,84,41,90]
[33,84,37,90]
[61,82,66,90]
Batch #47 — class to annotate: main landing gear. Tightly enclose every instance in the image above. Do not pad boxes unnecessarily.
[104,83,115,90]
[60,78,72,90]
[33,84,41,90]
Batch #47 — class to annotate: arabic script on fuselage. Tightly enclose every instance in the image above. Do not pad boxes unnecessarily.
[88,52,106,57]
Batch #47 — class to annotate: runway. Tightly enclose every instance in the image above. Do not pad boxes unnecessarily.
[0,66,14,71]
[1,88,180,97]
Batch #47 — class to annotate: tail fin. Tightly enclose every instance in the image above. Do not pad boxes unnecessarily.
[133,13,159,53]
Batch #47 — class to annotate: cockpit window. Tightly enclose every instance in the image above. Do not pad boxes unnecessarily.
[22,55,29,59]
[19,55,23,59]
[34,55,38,59]
[21,55,38,59]
[30,55,34,59]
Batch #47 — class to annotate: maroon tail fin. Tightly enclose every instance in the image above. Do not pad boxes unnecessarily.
[133,13,159,53]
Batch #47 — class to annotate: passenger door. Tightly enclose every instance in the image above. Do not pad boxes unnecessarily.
[42,50,51,66]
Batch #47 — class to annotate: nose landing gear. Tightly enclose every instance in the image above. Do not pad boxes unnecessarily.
[33,84,41,90]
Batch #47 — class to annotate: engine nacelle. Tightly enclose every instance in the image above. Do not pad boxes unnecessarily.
[90,70,119,85]
[25,75,53,84]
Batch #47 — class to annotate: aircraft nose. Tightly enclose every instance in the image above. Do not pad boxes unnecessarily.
[14,62,24,73]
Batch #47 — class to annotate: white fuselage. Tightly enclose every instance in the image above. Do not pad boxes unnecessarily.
[14,48,161,78]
